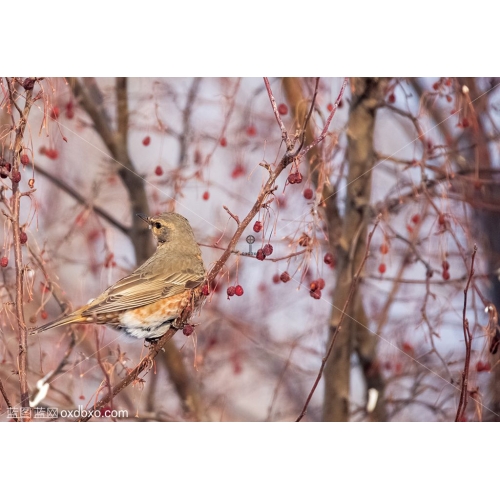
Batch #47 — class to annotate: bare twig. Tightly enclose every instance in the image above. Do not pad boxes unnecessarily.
[6,78,34,420]
[0,377,17,421]
[296,216,381,422]
[455,244,477,422]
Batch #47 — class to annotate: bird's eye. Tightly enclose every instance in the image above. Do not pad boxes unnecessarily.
[154,222,162,229]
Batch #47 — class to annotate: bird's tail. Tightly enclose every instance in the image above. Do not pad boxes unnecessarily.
[29,312,86,336]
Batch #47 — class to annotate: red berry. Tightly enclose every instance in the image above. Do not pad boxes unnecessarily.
[324,253,335,266]
[41,310,48,320]
[287,173,296,184]
[327,103,334,112]
[406,224,413,234]
[263,244,273,256]
[380,243,389,255]
[378,263,386,274]
[442,270,450,280]
[50,106,60,119]
[317,278,325,290]
[280,271,290,283]
[183,324,194,336]
[0,257,8,267]
[219,137,227,147]
[231,164,245,179]
[20,231,28,244]
[445,78,452,86]
[310,289,321,300]
[438,213,446,225]
[446,95,452,103]
[246,125,256,137]
[142,136,151,146]
[278,103,288,115]
[462,117,470,128]
[411,214,420,224]
[402,342,413,354]
[294,172,303,184]
[442,260,450,271]
[66,101,75,119]
[22,78,35,90]
[11,171,21,183]
[310,281,318,291]
[432,81,440,90]
[272,274,280,284]
[256,249,266,261]
[202,191,210,201]
[476,361,491,372]
[253,221,263,233]
[154,165,163,176]
[45,148,59,160]
[201,284,210,296]
[234,285,244,296]
[388,93,396,103]
[227,286,236,297]
[303,188,314,200]
[20,154,30,165]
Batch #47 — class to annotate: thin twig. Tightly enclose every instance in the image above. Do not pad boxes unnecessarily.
[7,78,34,420]
[296,216,381,422]
[0,377,17,421]
[455,244,477,422]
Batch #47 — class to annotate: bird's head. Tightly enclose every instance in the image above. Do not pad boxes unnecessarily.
[137,212,195,246]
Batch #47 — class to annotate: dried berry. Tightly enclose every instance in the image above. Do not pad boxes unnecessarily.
[20,154,30,166]
[310,281,318,291]
[253,221,263,233]
[11,171,21,183]
[438,213,446,226]
[201,284,210,296]
[256,249,266,261]
[310,289,322,300]
[317,278,325,290]
[442,260,450,271]
[324,253,335,265]
[272,274,280,284]
[0,257,8,267]
[234,285,244,296]
[22,78,35,90]
[20,231,28,244]
[183,324,194,336]
[298,233,311,247]
[227,286,236,297]
[388,93,396,104]
[280,271,291,283]
[442,270,450,280]
[262,244,273,256]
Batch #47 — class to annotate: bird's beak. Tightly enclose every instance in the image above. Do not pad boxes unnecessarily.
[136,213,150,224]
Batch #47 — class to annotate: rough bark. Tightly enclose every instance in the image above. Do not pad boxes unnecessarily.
[283,77,388,421]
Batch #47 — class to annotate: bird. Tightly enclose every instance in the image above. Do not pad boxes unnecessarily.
[30,212,206,341]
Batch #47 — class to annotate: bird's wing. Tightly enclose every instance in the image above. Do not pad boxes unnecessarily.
[81,268,205,316]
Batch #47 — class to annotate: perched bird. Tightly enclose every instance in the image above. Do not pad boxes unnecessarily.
[30,212,206,340]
